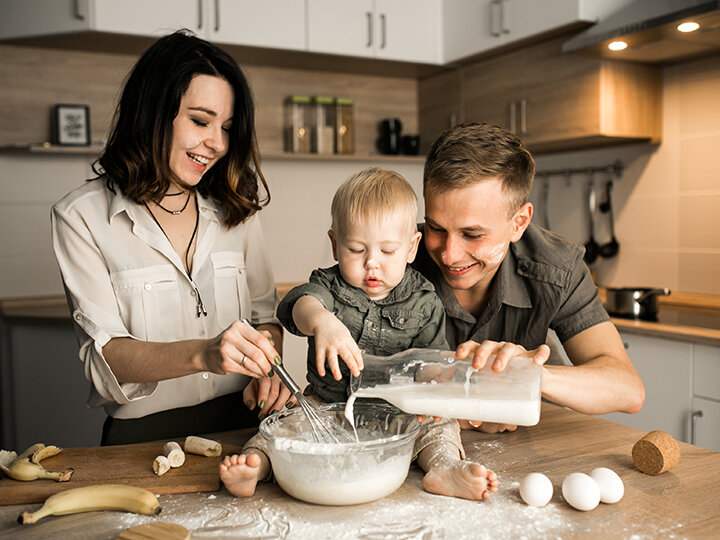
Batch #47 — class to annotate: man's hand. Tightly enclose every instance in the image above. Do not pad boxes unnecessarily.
[455,339,550,372]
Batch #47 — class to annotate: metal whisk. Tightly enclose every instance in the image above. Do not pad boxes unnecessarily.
[242,321,354,443]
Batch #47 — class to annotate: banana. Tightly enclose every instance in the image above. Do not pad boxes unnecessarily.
[0,443,73,482]
[18,484,162,525]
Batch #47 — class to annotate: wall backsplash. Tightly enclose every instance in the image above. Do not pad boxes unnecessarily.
[0,44,718,299]
[530,52,720,297]
[0,43,421,299]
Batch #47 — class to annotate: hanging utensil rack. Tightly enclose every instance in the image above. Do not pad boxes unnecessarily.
[536,160,623,182]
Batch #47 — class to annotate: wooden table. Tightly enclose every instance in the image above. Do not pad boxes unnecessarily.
[1,403,718,539]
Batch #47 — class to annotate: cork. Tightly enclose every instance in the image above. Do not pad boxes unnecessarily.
[632,430,681,475]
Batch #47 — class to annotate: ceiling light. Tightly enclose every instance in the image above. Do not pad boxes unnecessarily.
[608,41,628,51]
[677,22,700,33]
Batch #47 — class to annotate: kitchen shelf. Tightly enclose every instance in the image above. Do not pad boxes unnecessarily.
[0,143,103,155]
[0,145,425,164]
[261,152,424,164]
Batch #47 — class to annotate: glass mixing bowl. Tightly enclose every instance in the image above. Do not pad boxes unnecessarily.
[259,402,420,505]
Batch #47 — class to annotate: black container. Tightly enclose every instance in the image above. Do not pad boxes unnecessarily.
[376,118,402,155]
[400,134,420,155]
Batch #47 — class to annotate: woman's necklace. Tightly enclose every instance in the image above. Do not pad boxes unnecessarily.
[143,195,207,317]
[154,191,191,215]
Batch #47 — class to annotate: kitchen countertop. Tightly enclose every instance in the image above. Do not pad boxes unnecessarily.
[0,403,718,539]
[4,287,720,347]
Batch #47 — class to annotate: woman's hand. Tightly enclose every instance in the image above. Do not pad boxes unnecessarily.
[313,311,363,381]
[203,320,280,378]
[455,339,550,372]
[243,375,296,419]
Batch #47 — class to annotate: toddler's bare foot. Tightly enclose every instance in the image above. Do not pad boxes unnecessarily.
[422,460,499,501]
[219,453,263,497]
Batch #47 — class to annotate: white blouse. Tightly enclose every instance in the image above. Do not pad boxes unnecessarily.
[51,180,279,419]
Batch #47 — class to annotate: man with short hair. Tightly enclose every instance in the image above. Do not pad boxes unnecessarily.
[413,123,645,432]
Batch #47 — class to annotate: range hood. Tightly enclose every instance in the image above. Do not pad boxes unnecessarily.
[563,0,720,63]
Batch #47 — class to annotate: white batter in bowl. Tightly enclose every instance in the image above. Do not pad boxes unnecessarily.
[260,402,420,505]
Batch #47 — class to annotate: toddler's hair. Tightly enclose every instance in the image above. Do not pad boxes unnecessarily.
[331,167,418,237]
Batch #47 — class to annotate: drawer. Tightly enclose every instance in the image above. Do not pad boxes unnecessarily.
[694,344,720,401]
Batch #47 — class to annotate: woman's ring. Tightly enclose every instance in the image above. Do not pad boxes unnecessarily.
[241,356,247,367]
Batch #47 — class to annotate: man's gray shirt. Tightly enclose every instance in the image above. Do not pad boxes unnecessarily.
[411,223,610,350]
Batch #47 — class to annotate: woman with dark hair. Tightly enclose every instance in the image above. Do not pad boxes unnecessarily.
[51,30,291,446]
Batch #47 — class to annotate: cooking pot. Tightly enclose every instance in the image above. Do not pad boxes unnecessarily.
[605,287,671,321]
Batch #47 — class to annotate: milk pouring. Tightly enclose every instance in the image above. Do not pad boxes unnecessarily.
[346,349,542,426]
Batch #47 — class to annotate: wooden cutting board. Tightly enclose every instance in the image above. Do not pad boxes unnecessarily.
[0,438,242,506]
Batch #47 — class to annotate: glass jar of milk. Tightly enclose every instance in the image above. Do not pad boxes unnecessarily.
[347,348,542,426]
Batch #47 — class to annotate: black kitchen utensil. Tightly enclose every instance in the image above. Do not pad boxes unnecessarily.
[376,118,402,155]
[583,178,599,264]
[541,175,550,229]
[599,179,619,258]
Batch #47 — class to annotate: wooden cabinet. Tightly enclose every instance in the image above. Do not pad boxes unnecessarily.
[307,0,442,64]
[442,0,628,64]
[420,34,661,154]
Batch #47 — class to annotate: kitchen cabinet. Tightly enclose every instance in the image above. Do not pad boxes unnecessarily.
[0,315,105,450]
[599,333,720,452]
[0,0,201,40]
[599,332,694,444]
[0,0,305,52]
[207,0,305,51]
[307,0,442,64]
[691,344,720,451]
[442,0,629,64]
[421,34,661,154]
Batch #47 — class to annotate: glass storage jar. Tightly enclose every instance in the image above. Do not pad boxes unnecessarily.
[284,95,311,153]
[312,96,335,155]
[335,97,354,154]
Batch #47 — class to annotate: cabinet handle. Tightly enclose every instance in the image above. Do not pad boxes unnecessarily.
[490,0,502,37]
[214,0,220,32]
[501,0,511,34]
[691,410,703,445]
[366,12,373,48]
[519,98,528,136]
[197,0,203,30]
[73,0,86,21]
[380,13,387,49]
[509,100,517,134]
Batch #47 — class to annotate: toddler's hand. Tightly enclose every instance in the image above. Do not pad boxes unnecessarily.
[313,312,363,380]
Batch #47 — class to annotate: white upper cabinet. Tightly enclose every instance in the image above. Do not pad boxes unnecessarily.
[307,0,442,64]
[209,0,306,51]
[1,0,632,66]
[0,0,305,51]
[442,0,631,63]
[0,0,201,40]
[374,0,442,63]
[93,0,200,37]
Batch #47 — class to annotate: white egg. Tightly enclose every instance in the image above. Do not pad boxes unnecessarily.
[519,472,553,507]
[562,472,600,511]
[590,467,624,504]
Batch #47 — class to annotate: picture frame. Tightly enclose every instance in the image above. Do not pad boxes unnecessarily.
[52,104,91,146]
